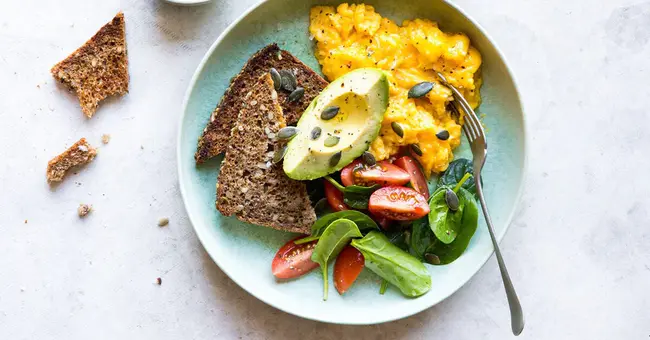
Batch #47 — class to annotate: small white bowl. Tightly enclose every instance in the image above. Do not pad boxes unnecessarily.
[162,0,212,6]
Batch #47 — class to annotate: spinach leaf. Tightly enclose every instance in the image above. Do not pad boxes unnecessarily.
[428,186,465,244]
[438,158,479,195]
[426,188,479,264]
[351,231,431,297]
[311,210,378,237]
[343,184,381,209]
[324,176,379,210]
[311,219,363,300]
[384,230,409,251]
[409,217,437,259]
[313,198,333,218]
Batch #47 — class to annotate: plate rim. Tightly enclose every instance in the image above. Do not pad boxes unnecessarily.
[177,0,529,325]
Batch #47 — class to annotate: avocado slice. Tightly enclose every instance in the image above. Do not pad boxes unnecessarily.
[284,68,389,180]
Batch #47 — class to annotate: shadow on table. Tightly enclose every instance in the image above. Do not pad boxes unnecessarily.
[199,247,453,339]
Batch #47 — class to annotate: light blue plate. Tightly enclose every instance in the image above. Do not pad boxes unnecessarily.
[178,0,526,325]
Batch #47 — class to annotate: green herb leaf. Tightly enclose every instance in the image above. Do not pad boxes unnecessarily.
[425,188,479,264]
[311,219,363,300]
[428,186,465,244]
[351,231,431,297]
[438,158,480,195]
[311,210,379,237]
[343,184,381,209]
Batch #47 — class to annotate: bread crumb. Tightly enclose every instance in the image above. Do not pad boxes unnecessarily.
[157,218,169,227]
[36,84,40,89]
[24,219,28,224]
[156,277,162,285]
[140,145,144,150]
[78,204,92,217]
[101,134,111,144]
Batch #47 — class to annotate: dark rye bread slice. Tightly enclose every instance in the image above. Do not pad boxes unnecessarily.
[195,43,328,164]
[216,73,316,234]
[51,12,128,118]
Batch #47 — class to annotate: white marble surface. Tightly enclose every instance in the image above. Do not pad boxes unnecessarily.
[1,0,649,338]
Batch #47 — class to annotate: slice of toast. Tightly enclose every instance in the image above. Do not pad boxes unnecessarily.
[51,12,128,118]
[216,73,316,234]
[47,138,97,182]
[195,43,328,164]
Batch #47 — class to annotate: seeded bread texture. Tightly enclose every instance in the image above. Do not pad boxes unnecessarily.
[195,43,328,164]
[46,138,97,182]
[216,73,316,234]
[51,12,129,118]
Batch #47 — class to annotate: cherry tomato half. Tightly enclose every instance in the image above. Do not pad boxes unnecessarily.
[394,156,430,200]
[334,245,365,295]
[324,181,348,211]
[368,186,430,221]
[272,236,319,279]
[340,160,410,187]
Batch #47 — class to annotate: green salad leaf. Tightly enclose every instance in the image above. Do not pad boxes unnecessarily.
[343,184,381,209]
[438,158,480,195]
[428,186,465,244]
[351,231,431,297]
[426,188,479,264]
[409,217,437,259]
[410,187,479,265]
[310,210,379,237]
[324,176,379,210]
[311,219,363,300]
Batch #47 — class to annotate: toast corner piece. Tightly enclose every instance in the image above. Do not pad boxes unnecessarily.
[194,44,282,164]
[216,73,316,234]
[46,138,97,183]
[51,12,128,118]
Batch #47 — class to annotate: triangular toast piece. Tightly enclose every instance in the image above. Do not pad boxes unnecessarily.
[51,12,129,118]
[195,43,328,164]
[216,73,316,234]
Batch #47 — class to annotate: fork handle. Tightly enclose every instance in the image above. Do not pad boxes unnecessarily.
[475,174,525,336]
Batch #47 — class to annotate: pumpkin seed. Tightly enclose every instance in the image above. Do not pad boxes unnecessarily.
[329,151,342,167]
[320,106,340,120]
[270,68,281,91]
[445,189,460,212]
[324,135,340,147]
[279,70,297,92]
[277,126,299,140]
[408,82,434,98]
[424,253,441,265]
[362,151,376,166]
[391,122,404,138]
[273,145,288,164]
[287,87,304,103]
[436,129,450,140]
[410,143,423,156]
[310,127,322,140]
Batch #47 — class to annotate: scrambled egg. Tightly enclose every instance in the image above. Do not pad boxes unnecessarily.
[309,3,482,175]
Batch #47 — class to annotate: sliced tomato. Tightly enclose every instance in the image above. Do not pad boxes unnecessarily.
[340,160,410,187]
[334,245,365,295]
[324,181,348,211]
[394,156,430,200]
[368,186,430,221]
[272,236,319,279]
[340,160,362,187]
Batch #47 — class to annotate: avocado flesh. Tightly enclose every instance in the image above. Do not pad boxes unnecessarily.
[284,68,389,180]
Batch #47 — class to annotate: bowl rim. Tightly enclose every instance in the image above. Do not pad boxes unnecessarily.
[177,0,529,325]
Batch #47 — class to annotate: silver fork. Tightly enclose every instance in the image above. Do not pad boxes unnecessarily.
[437,72,525,336]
